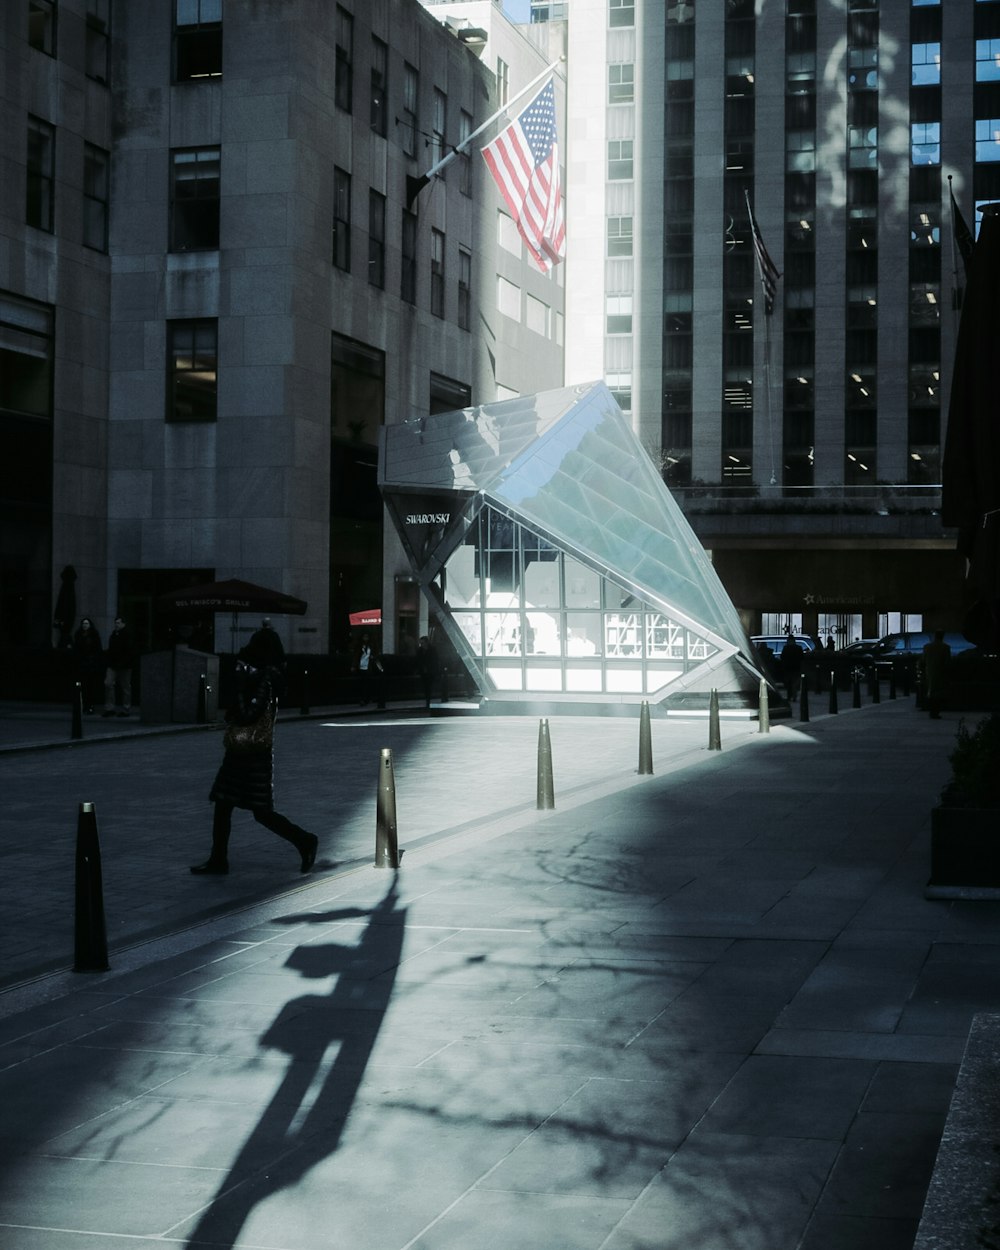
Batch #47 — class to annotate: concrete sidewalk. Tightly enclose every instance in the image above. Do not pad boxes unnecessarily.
[1,699,998,1249]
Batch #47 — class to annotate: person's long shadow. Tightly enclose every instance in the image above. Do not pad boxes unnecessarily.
[181,878,405,1249]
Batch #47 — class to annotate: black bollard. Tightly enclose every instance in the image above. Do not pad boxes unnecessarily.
[537,718,555,809]
[889,664,897,700]
[852,672,862,708]
[74,802,109,972]
[708,689,721,751]
[800,679,810,723]
[871,667,881,704]
[441,665,449,704]
[71,681,84,740]
[374,748,399,868]
[376,662,386,711]
[829,673,839,715]
[300,668,310,716]
[638,700,654,773]
[196,673,207,724]
[758,679,770,735]
[902,663,912,698]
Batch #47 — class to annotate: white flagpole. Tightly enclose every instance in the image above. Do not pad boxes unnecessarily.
[406,56,564,207]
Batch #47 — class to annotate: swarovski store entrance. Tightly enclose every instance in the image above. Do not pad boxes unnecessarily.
[379,384,762,712]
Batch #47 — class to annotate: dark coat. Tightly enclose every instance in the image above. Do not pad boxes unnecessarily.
[209,666,280,811]
[105,625,135,671]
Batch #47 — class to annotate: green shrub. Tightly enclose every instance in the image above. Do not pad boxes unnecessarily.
[943,714,1000,809]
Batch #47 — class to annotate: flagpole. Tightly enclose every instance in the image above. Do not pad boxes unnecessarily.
[406,56,564,208]
[947,175,961,311]
[745,191,778,486]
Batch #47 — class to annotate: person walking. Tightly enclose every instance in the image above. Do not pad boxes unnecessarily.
[72,617,103,713]
[780,634,805,702]
[416,634,439,709]
[248,616,286,669]
[102,615,135,717]
[922,630,952,719]
[355,631,377,705]
[190,636,318,876]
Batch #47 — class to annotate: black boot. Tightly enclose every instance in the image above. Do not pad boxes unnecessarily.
[190,859,229,875]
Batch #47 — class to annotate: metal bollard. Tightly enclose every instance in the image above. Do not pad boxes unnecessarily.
[74,802,109,972]
[889,665,897,700]
[638,700,654,773]
[871,667,881,704]
[829,673,838,715]
[300,668,310,716]
[374,748,399,868]
[71,681,84,740]
[537,718,555,809]
[758,679,770,734]
[197,674,207,724]
[852,672,862,709]
[441,665,449,704]
[800,679,810,723]
[708,689,721,750]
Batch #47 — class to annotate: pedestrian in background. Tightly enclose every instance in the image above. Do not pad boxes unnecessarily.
[780,634,805,702]
[73,617,103,713]
[417,634,439,709]
[248,616,286,670]
[102,615,135,718]
[190,635,318,876]
[922,630,952,720]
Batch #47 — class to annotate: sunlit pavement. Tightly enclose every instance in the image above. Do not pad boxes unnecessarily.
[0,698,996,1249]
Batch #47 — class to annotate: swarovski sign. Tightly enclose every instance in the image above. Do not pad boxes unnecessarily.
[405,512,450,526]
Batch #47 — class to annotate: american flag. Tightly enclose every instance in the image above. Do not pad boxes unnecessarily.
[482,78,565,272]
[745,191,781,316]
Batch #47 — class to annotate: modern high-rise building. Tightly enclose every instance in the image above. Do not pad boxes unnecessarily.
[1,0,563,668]
[561,0,983,645]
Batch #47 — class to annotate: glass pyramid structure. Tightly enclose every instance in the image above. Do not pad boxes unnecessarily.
[379,382,762,709]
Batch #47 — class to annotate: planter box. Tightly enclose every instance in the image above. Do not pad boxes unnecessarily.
[926,806,1000,899]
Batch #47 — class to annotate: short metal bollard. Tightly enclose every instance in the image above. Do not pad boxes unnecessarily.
[889,665,897,699]
[708,689,721,750]
[374,748,399,869]
[852,672,862,709]
[74,802,109,972]
[638,700,654,773]
[800,679,810,723]
[71,681,84,740]
[300,668,310,716]
[829,673,838,715]
[537,718,555,809]
[196,673,207,724]
[871,668,881,704]
[758,679,770,735]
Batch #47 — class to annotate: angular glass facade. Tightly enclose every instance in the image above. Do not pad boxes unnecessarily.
[379,383,762,710]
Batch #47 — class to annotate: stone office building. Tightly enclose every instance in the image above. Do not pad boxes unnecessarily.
[1,0,564,667]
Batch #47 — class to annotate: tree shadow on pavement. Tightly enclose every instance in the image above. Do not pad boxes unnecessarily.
[180,877,404,1249]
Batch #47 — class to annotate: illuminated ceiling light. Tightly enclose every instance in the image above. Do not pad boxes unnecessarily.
[919,212,931,226]
[728,455,740,463]
[746,73,754,83]
[796,376,808,384]
[858,462,869,471]
[799,219,811,230]
[847,453,857,462]
[861,238,868,248]
[927,386,936,396]
[927,292,937,304]
[911,452,923,461]
[860,387,869,396]
[867,297,877,305]
[932,370,940,380]
[851,373,862,382]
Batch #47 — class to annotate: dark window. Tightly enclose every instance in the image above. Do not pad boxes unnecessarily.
[368,189,385,289]
[609,0,635,27]
[0,291,53,418]
[458,248,471,331]
[430,229,445,318]
[608,216,633,257]
[370,36,387,136]
[83,143,109,251]
[174,0,222,83]
[432,89,447,174]
[401,63,418,158]
[26,117,55,233]
[401,210,417,304]
[459,111,473,196]
[170,147,220,251]
[336,7,353,113]
[167,319,217,422]
[333,167,351,272]
[85,0,110,83]
[28,0,55,55]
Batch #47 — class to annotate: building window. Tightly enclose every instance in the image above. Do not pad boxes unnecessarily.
[368,190,385,288]
[606,295,633,334]
[848,125,878,169]
[174,0,222,82]
[498,212,521,255]
[459,110,473,196]
[606,371,632,411]
[497,275,520,320]
[432,89,447,174]
[26,117,55,233]
[431,229,445,318]
[609,0,635,28]
[83,143,109,251]
[608,139,634,180]
[976,118,1000,162]
[607,216,633,257]
[86,0,110,82]
[526,293,550,336]
[458,248,471,331]
[911,121,940,165]
[976,39,1000,83]
[335,6,353,113]
[333,167,351,272]
[496,58,510,106]
[609,63,635,104]
[401,210,417,304]
[370,36,387,136]
[912,42,941,86]
[0,291,53,418]
[402,63,418,158]
[28,0,56,55]
[786,130,816,173]
[170,147,220,251]
[167,319,217,422]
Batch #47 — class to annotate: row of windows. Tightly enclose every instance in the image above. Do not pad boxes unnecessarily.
[27,0,110,82]
[25,118,109,250]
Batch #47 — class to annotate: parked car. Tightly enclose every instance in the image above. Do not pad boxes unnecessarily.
[750,634,817,662]
[870,631,975,675]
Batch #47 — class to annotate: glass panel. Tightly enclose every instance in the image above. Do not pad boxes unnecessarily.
[566,612,602,656]
[524,662,563,691]
[523,552,560,607]
[525,610,559,654]
[487,663,523,691]
[452,610,483,656]
[484,611,521,655]
[606,664,643,693]
[565,558,600,607]
[605,612,641,656]
[566,664,603,692]
[444,544,479,608]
